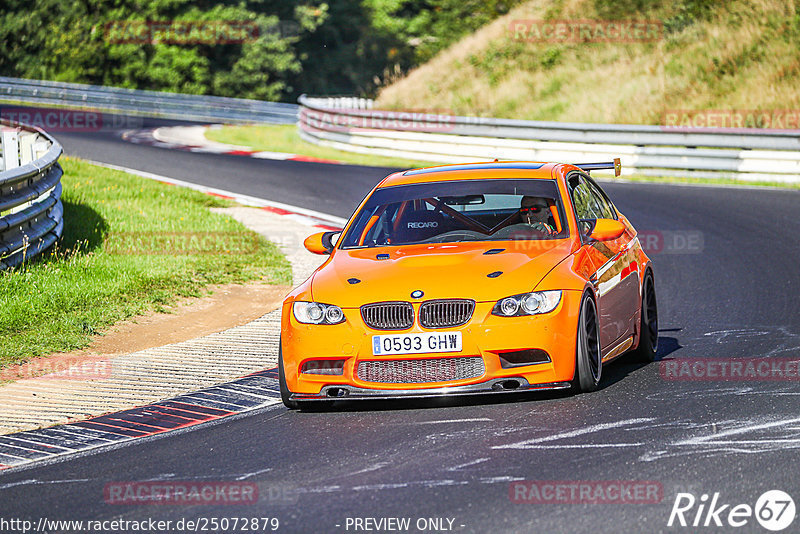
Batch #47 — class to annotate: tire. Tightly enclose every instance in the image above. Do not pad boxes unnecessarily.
[278,342,299,409]
[632,270,659,362]
[572,293,602,393]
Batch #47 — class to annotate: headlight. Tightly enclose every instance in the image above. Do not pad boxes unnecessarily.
[293,301,346,324]
[492,291,561,317]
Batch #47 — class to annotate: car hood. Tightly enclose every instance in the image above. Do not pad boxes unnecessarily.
[310,240,573,307]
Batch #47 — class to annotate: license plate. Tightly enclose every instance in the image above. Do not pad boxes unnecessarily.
[372,332,462,356]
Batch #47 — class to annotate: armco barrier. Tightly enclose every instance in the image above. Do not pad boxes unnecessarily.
[297,95,800,182]
[0,120,63,269]
[0,76,298,125]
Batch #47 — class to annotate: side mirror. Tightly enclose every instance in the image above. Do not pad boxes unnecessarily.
[304,231,339,255]
[588,219,626,241]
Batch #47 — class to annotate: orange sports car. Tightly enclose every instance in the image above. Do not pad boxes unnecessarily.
[278,160,658,408]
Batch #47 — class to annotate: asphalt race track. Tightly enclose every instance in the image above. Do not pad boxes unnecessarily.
[53,115,390,220]
[2,115,800,533]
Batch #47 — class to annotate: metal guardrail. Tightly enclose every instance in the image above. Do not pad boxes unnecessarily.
[298,95,800,182]
[0,120,63,270]
[0,76,298,125]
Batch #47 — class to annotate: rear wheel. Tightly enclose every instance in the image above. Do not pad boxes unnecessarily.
[632,270,658,362]
[572,293,602,393]
[278,342,298,409]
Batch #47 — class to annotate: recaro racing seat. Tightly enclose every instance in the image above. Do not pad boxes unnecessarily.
[391,208,446,243]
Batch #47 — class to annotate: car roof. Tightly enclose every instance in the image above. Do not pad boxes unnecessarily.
[379,161,562,188]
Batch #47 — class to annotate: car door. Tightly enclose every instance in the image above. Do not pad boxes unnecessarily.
[567,173,638,351]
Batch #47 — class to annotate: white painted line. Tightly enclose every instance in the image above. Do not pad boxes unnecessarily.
[128,126,347,164]
[46,426,118,442]
[81,159,347,227]
[0,449,28,460]
[0,436,74,452]
[252,151,294,160]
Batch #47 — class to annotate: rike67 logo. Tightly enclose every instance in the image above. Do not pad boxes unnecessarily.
[668,490,796,531]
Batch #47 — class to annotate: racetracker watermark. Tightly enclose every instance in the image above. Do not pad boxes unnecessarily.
[0,357,110,381]
[660,357,800,381]
[503,230,703,254]
[509,480,663,504]
[104,232,260,255]
[638,230,704,255]
[105,20,260,45]
[104,482,258,505]
[0,107,142,132]
[662,110,800,132]
[510,20,663,43]
[300,108,461,133]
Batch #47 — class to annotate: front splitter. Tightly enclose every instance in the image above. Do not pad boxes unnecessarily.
[290,377,572,401]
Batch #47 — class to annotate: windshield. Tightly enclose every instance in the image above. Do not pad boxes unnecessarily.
[340,179,568,249]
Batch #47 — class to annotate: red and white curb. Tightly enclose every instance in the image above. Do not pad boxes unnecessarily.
[0,369,282,471]
[0,161,346,471]
[83,160,347,232]
[122,125,346,165]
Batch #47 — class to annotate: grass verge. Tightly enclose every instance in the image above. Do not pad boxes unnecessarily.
[0,157,291,366]
[205,123,434,169]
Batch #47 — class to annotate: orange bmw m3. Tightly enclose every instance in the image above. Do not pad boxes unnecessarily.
[278,160,658,408]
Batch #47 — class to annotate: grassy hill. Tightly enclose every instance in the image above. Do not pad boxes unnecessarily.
[375,0,800,125]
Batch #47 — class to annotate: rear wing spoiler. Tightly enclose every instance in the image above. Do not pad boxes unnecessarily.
[574,158,621,177]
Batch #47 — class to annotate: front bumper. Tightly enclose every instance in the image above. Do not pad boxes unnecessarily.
[291,377,572,401]
[281,291,582,397]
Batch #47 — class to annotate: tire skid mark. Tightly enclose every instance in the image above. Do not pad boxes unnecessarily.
[482,413,800,462]
[491,417,655,450]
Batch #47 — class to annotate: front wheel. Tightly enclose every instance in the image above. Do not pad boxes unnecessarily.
[572,293,602,393]
[278,342,298,409]
[632,270,658,362]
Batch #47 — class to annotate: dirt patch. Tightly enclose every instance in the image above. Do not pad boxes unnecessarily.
[1,281,290,382]
[89,281,289,354]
